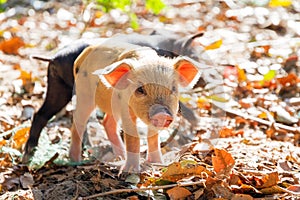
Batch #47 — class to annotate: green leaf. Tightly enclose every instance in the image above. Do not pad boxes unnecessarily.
[146,0,166,14]
[263,70,276,81]
[129,12,139,29]
[96,0,131,12]
[207,95,229,103]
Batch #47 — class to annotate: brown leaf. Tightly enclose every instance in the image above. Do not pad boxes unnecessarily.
[211,181,234,199]
[256,172,279,189]
[260,185,286,195]
[231,194,254,200]
[0,37,25,55]
[20,173,34,189]
[231,184,262,194]
[286,184,300,194]
[161,161,212,182]
[212,148,235,175]
[167,186,192,200]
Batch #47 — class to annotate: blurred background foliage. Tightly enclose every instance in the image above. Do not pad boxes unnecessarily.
[0,0,165,29]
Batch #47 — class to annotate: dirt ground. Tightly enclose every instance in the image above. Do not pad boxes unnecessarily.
[1,0,300,199]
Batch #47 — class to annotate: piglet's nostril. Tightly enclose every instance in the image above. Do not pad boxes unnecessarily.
[149,104,173,128]
[150,114,173,128]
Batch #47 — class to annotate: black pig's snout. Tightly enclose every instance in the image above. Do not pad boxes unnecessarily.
[149,104,173,128]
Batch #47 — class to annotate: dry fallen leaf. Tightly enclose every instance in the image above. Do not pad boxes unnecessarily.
[256,172,279,189]
[211,181,234,199]
[260,185,286,195]
[12,127,30,150]
[204,39,222,50]
[277,73,298,87]
[269,0,292,7]
[286,184,300,194]
[212,148,235,176]
[20,173,34,189]
[237,66,247,83]
[0,37,25,55]
[167,186,192,200]
[231,194,254,200]
[161,161,212,182]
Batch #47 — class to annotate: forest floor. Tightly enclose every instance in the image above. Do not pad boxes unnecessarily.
[1,0,300,199]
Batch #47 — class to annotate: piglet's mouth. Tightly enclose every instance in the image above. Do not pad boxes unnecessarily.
[149,104,173,128]
[150,115,173,128]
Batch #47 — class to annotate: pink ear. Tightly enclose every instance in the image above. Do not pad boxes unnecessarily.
[103,63,131,87]
[174,58,199,87]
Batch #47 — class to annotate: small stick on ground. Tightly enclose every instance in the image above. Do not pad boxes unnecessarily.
[78,179,205,199]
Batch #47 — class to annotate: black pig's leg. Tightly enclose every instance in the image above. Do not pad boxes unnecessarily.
[23,65,73,163]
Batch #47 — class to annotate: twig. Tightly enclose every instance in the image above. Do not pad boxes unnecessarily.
[78,180,205,199]
[212,101,300,134]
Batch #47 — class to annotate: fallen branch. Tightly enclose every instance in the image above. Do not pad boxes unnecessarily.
[212,101,300,134]
[78,180,205,199]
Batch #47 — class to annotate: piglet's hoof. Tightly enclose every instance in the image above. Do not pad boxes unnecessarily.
[118,169,141,181]
[22,152,32,164]
[22,145,35,164]
[118,164,141,180]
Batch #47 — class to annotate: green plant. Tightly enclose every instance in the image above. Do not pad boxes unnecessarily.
[0,0,7,12]
[87,0,166,29]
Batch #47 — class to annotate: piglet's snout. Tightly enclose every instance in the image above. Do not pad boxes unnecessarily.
[149,104,173,128]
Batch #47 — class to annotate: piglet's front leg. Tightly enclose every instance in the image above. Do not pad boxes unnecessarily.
[146,129,163,163]
[123,133,141,173]
[119,111,142,173]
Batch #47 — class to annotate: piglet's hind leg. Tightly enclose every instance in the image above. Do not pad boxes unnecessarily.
[70,78,96,162]
[103,114,125,159]
[23,68,72,163]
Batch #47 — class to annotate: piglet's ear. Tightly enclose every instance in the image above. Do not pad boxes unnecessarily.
[93,61,132,89]
[174,57,199,87]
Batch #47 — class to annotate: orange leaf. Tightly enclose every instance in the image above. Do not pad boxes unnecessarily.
[287,184,300,193]
[12,127,30,150]
[212,148,235,175]
[219,127,233,138]
[237,66,247,82]
[0,37,25,55]
[204,39,222,50]
[219,127,243,138]
[239,99,251,109]
[197,97,211,110]
[19,68,32,84]
[161,162,212,182]
[266,123,277,139]
[0,139,7,147]
[167,187,192,199]
[277,73,298,86]
[258,112,269,119]
[257,172,279,189]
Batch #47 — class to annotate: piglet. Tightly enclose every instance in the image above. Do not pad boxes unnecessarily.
[23,31,202,164]
[70,42,200,172]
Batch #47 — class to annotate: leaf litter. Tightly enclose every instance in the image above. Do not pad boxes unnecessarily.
[0,0,300,199]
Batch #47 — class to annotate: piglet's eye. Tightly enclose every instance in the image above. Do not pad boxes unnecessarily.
[135,86,147,96]
[172,85,177,93]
